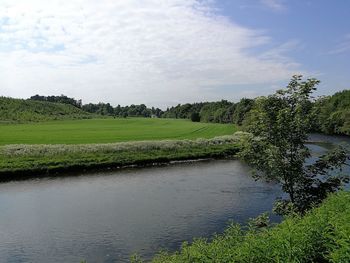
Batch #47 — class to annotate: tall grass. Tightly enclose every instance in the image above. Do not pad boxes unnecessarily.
[0,133,248,178]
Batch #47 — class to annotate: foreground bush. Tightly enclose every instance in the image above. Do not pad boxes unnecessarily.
[150,191,350,263]
[0,133,247,178]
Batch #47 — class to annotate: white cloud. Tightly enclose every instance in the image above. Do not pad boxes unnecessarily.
[0,0,301,107]
[260,0,286,12]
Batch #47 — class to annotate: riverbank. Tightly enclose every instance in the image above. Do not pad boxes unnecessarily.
[0,133,247,181]
[149,191,350,263]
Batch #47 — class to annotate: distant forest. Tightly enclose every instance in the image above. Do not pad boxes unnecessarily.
[27,90,350,135]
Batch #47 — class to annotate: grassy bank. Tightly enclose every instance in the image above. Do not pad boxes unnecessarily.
[0,134,246,179]
[0,96,92,122]
[148,191,350,263]
[0,118,237,145]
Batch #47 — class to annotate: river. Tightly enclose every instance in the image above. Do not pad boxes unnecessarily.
[0,134,349,262]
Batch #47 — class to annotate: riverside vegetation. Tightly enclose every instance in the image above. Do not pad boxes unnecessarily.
[0,133,245,179]
[240,76,349,215]
[159,90,350,136]
[138,76,350,262]
[145,191,350,263]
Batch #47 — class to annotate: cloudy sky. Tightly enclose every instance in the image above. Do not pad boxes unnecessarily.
[0,0,349,108]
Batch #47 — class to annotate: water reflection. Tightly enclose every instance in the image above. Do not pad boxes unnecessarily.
[308,134,350,178]
[0,160,281,263]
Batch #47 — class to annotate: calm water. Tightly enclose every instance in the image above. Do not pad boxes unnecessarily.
[308,134,350,177]
[0,134,349,263]
[0,160,281,262]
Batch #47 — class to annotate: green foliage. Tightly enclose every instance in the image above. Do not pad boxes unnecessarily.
[29,94,82,108]
[0,97,91,122]
[312,90,350,135]
[162,99,254,125]
[130,253,144,263]
[151,191,350,263]
[247,212,270,228]
[232,98,254,125]
[199,100,234,123]
[160,89,350,134]
[163,103,205,119]
[82,102,114,116]
[190,112,200,122]
[0,118,237,145]
[240,76,348,214]
[0,133,246,177]
[82,102,164,118]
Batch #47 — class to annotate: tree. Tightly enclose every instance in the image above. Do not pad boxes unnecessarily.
[29,94,82,108]
[232,98,254,125]
[190,112,200,122]
[240,75,349,214]
[311,90,350,135]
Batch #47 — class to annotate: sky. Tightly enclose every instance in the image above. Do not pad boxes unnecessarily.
[0,0,349,108]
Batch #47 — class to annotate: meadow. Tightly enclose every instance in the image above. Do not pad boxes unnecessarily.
[0,117,237,145]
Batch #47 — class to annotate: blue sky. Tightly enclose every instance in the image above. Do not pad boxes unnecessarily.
[216,0,350,96]
[0,0,349,107]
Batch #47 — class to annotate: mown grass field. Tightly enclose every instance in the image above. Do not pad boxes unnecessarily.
[0,118,237,145]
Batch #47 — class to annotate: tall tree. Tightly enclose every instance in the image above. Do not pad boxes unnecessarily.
[240,75,349,214]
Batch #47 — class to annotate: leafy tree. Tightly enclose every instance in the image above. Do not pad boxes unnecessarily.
[240,75,349,214]
[311,90,350,135]
[232,98,254,125]
[190,112,200,122]
[29,94,82,108]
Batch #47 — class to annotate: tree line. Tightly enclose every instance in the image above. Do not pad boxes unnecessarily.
[28,88,350,135]
[161,91,350,135]
[30,94,82,108]
[29,95,164,118]
[311,90,350,135]
[81,103,164,118]
[162,98,254,125]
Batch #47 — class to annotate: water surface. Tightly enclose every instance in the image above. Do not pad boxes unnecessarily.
[0,160,281,262]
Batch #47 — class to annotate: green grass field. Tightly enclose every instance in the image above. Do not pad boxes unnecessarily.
[0,118,237,145]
